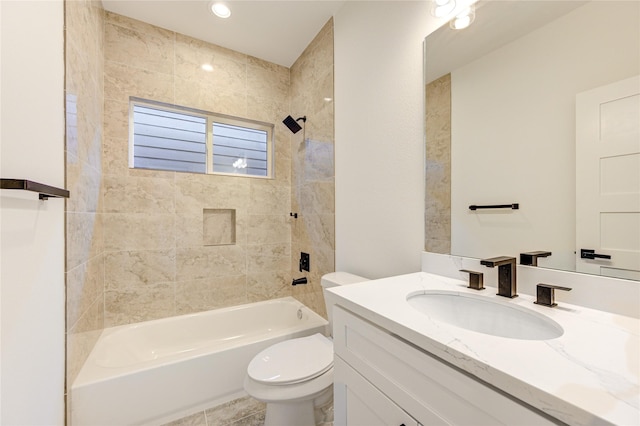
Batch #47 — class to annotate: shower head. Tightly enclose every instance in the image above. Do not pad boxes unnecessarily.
[282,115,306,134]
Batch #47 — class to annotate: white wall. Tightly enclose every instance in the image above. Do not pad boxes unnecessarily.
[334,1,444,279]
[0,1,66,424]
[451,2,639,269]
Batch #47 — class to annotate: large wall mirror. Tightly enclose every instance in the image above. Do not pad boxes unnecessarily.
[424,0,640,280]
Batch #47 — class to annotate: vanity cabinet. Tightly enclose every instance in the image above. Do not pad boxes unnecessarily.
[334,357,419,426]
[332,306,558,426]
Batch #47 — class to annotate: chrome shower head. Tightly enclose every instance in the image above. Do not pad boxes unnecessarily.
[282,115,306,134]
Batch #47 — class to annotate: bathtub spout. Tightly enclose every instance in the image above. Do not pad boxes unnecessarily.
[292,277,308,286]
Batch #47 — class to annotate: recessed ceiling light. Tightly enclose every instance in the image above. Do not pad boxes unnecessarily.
[201,63,214,72]
[210,2,231,19]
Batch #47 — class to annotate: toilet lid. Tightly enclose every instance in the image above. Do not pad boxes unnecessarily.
[247,333,333,385]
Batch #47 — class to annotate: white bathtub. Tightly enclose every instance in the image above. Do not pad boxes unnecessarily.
[71,297,328,425]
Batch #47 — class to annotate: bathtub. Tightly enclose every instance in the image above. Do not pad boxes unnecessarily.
[71,297,328,425]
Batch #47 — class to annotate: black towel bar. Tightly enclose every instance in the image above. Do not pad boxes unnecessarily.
[469,203,519,211]
[1,179,70,200]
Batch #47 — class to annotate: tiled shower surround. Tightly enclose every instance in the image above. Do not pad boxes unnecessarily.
[101,11,295,326]
[289,19,336,319]
[64,0,336,418]
[65,0,106,398]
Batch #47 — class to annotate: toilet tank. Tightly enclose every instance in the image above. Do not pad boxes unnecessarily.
[321,272,369,334]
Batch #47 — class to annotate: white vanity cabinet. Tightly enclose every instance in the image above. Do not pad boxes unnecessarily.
[332,306,558,426]
[334,357,420,426]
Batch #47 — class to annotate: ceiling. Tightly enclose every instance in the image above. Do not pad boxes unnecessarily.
[425,0,587,83]
[101,0,345,68]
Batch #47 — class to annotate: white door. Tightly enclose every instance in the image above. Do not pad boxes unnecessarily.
[576,75,640,280]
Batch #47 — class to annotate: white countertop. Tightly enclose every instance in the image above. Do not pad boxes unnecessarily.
[327,272,640,426]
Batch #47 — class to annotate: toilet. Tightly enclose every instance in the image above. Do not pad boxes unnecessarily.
[243,272,368,426]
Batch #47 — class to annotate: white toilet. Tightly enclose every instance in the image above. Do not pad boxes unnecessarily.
[243,272,368,426]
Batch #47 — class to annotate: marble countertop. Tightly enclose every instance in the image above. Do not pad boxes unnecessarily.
[327,272,639,426]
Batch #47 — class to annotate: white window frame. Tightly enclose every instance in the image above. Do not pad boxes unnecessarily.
[128,98,274,178]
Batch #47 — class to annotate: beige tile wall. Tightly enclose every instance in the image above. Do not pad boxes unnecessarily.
[425,73,451,254]
[102,11,298,326]
[290,19,336,318]
[65,6,335,405]
[65,0,105,404]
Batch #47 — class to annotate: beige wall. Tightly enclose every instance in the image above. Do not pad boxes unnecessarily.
[101,12,294,327]
[424,73,451,254]
[290,20,336,318]
[65,0,106,392]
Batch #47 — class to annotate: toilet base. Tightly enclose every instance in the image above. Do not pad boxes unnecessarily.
[265,400,315,426]
[264,386,332,426]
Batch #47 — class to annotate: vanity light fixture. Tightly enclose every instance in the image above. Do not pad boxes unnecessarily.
[431,0,456,18]
[210,2,231,19]
[201,63,214,72]
[450,4,476,30]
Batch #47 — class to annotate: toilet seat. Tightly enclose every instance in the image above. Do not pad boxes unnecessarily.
[247,333,333,385]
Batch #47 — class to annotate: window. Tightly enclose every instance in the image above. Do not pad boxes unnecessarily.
[130,99,273,178]
[131,104,207,173]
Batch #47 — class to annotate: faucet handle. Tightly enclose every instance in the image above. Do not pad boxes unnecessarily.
[520,251,552,266]
[535,283,572,307]
[460,269,484,290]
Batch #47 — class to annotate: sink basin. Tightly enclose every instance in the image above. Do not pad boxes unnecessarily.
[407,291,563,340]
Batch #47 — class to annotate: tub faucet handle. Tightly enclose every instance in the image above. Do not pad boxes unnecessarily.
[534,283,572,307]
[460,269,484,290]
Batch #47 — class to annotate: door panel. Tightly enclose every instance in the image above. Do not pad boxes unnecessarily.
[576,75,640,279]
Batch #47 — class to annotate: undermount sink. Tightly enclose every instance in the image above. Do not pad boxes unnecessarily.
[407,291,564,340]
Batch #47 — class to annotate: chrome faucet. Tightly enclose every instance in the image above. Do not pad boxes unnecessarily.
[480,256,517,298]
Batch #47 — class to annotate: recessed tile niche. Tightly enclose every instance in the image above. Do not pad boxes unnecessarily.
[203,209,236,246]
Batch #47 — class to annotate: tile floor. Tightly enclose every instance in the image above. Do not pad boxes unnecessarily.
[162,396,265,426]
[162,395,333,426]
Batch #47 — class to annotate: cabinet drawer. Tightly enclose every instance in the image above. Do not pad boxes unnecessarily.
[334,357,419,426]
[333,306,557,426]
